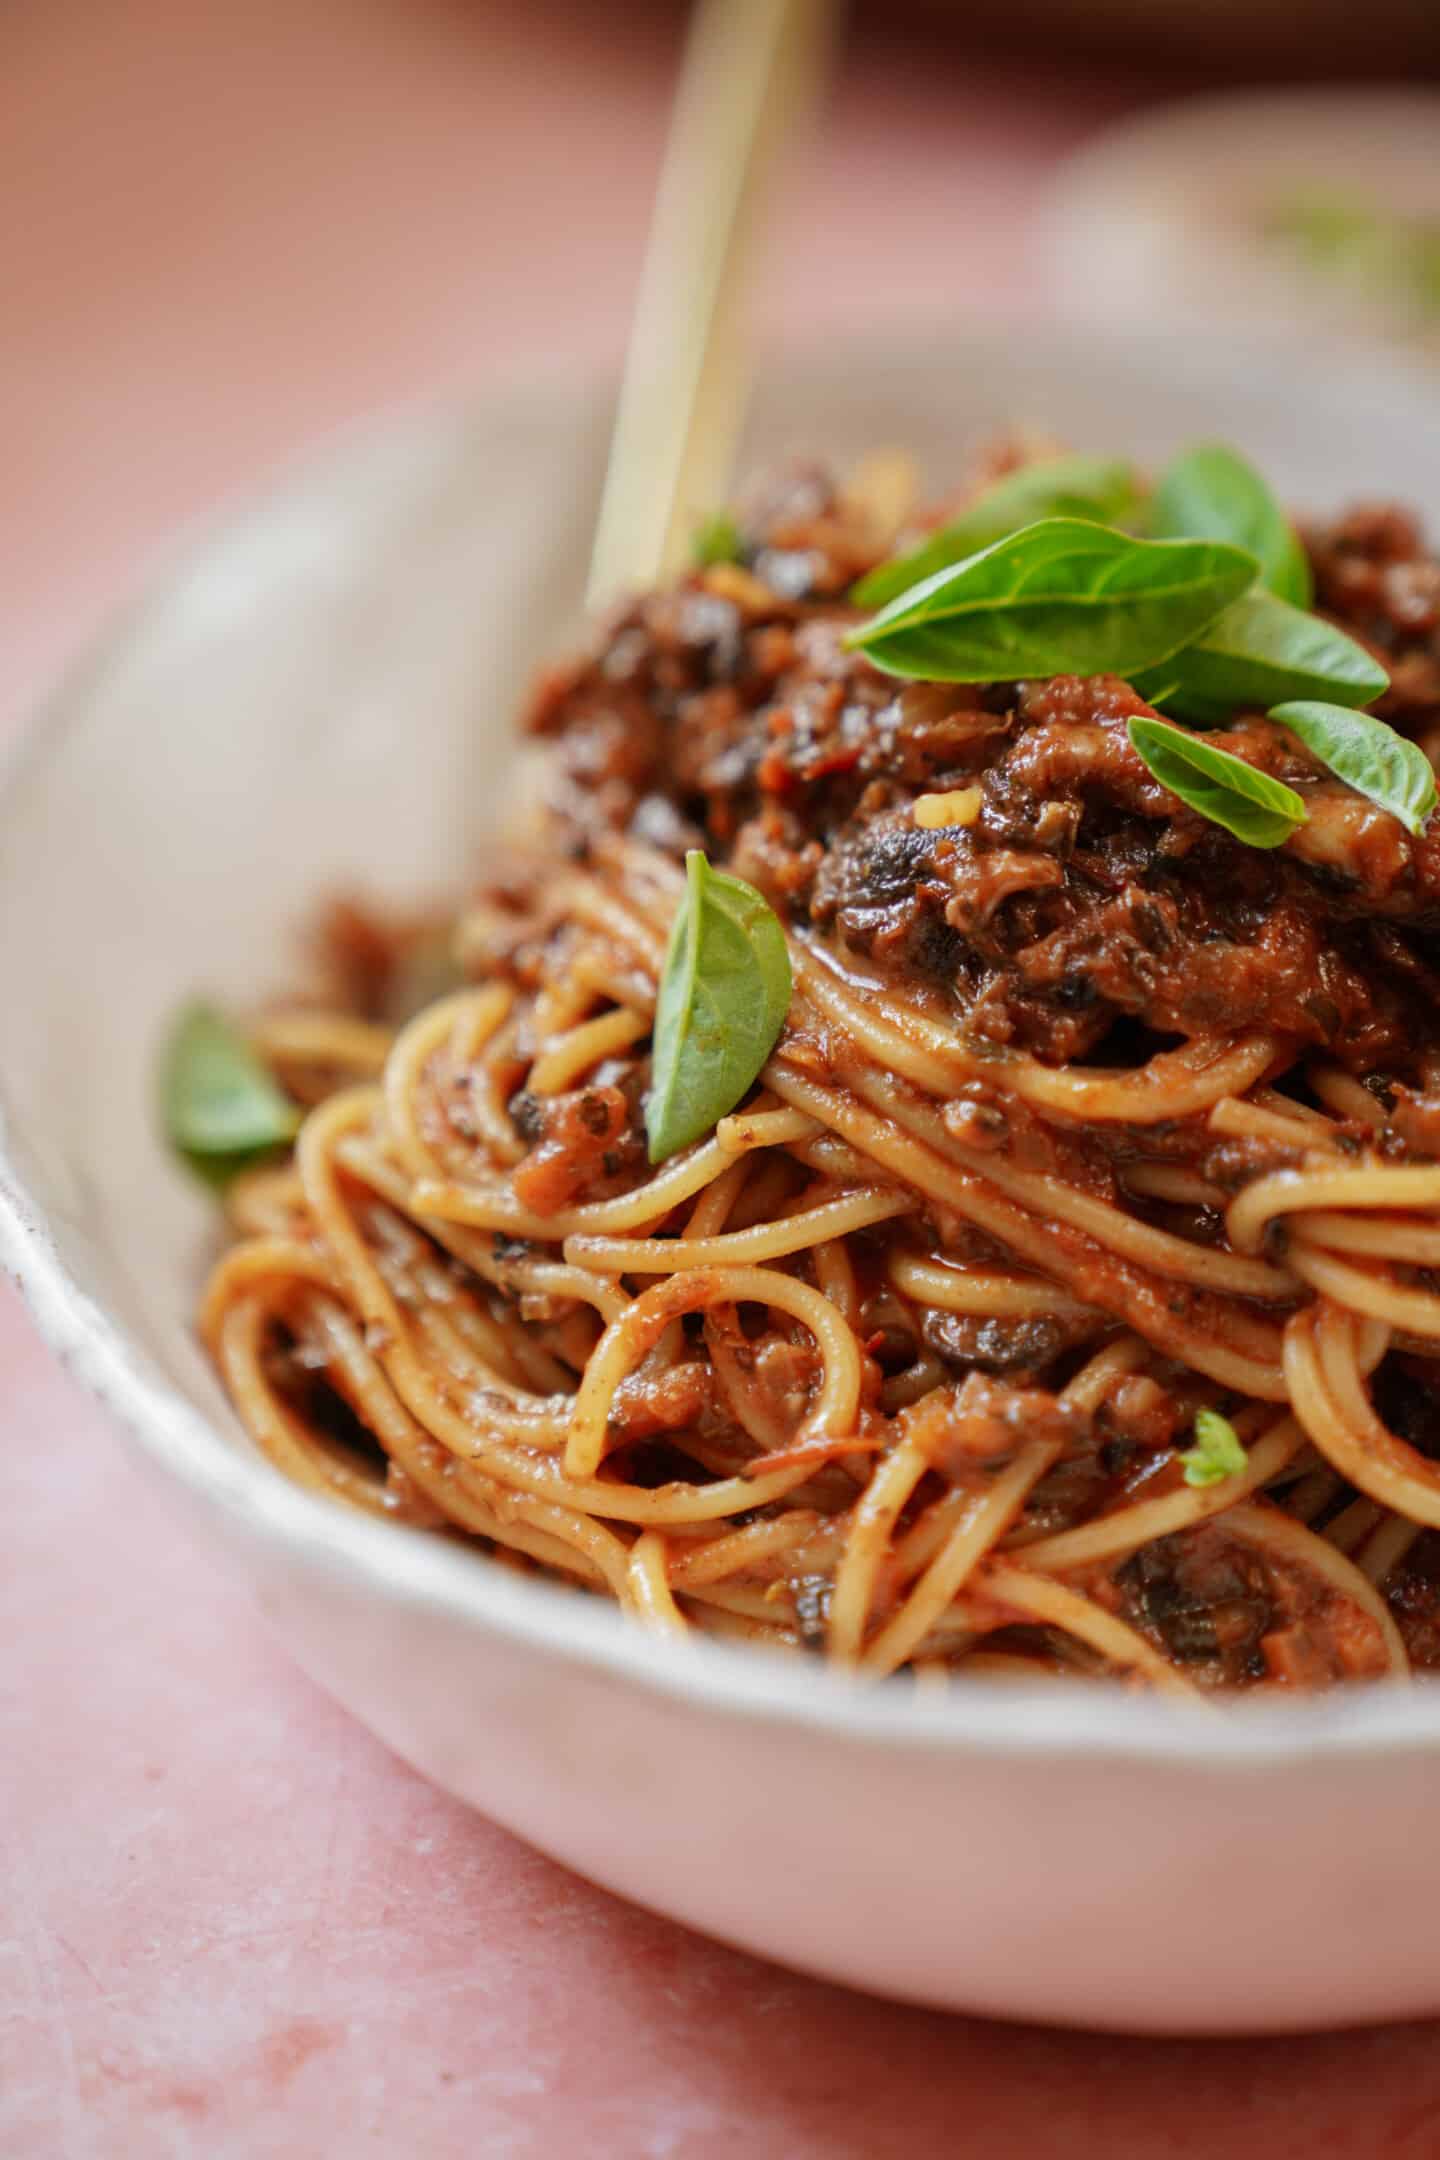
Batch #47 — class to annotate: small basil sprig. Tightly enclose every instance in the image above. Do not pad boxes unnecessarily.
[1178,1408,1247,1489]
[846,519,1255,684]
[1127,716,1307,848]
[852,454,1140,610]
[1150,443,1312,609]
[163,1001,301,1181]
[1270,700,1437,836]
[1136,587,1389,723]
[692,511,743,568]
[646,853,791,1164]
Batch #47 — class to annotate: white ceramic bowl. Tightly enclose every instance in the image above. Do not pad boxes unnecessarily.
[6,328,1440,2034]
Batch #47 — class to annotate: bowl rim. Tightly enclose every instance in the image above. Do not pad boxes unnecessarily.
[9,342,1440,1770]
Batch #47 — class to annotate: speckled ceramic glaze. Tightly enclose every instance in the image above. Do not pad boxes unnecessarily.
[5,330,1440,2033]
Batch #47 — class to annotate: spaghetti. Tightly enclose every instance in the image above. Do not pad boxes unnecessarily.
[194,450,1440,1695]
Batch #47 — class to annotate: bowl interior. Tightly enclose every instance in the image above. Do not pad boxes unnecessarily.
[6,324,1440,1754]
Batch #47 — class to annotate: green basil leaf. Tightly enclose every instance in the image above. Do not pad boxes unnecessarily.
[852,454,1141,609]
[646,853,792,1164]
[1150,443,1312,608]
[1269,699,1438,836]
[845,519,1256,684]
[1141,587,1389,723]
[692,511,743,568]
[163,1000,301,1177]
[1127,715,1308,848]
[1179,1408,1248,1488]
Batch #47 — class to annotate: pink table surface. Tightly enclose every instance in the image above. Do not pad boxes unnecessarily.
[6,5,1440,2152]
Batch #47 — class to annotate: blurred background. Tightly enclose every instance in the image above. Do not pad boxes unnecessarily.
[2,0,1437,729]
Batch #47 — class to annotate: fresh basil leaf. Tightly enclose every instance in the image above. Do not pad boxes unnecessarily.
[1140,587,1389,723]
[1127,715,1308,848]
[645,853,792,1164]
[852,455,1141,609]
[1150,443,1311,609]
[1269,699,1437,836]
[692,511,743,568]
[1178,1408,1247,1489]
[845,519,1255,684]
[163,1000,301,1178]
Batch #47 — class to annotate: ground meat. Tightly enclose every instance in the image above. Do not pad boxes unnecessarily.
[807,811,971,986]
[1305,502,1440,726]
[811,681,1440,1064]
[899,1369,1089,1478]
[1099,1371,1195,1453]
[1384,1531,1440,1670]
[526,461,1440,1077]
[920,1305,1102,1374]
[1103,1518,1390,1689]
[1111,1527,1277,1685]
[608,1362,715,1441]
[992,1369,1198,1537]
[510,1082,641,1216]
